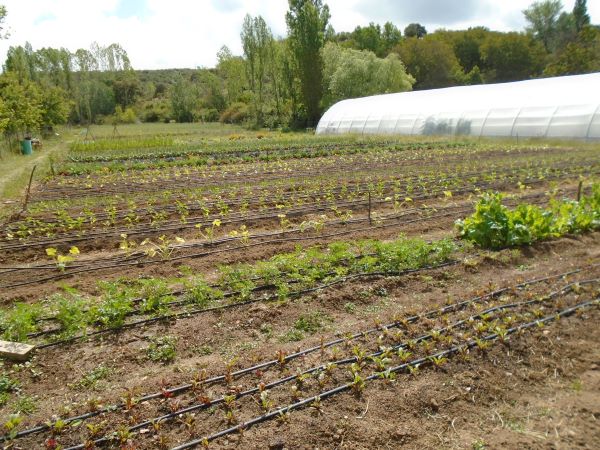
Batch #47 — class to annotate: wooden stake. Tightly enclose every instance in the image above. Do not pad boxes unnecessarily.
[22,164,37,212]
[577,180,583,202]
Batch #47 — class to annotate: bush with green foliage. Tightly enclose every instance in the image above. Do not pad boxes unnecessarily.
[219,102,249,124]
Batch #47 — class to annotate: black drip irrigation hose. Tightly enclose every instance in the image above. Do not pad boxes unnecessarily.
[167,298,600,450]
[35,261,460,349]
[14,157,590,230]
[65,140,469,164]
[35,145,529,199]
[21,247,425,338]
[37,152,594,201]
[0,184,563,289]
[4,268,595,443]
[0,206,469,289]
[60,295,600,450]
[23,256,600,345]
[0,162,568,251]
[21,156,577,218]
[68,279,600,450]
[1,168,576,254]
[25,156,585,225]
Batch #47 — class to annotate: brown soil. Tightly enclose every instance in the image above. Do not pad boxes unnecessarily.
[2,232,598,449]
[1,141,599,450]
[0,181,580,303]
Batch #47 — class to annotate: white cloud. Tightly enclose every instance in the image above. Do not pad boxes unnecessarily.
[0,0,598,70]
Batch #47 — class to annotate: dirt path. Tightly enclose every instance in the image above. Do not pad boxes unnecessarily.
[0,137,67,203]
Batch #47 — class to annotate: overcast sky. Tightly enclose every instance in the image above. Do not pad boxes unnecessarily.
[0,0,598,70]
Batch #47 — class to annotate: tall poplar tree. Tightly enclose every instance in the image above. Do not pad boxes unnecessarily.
[285,0,330,127]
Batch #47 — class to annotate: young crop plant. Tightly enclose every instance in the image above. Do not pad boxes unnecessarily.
[184,277,223,308]
[3,414,23,440]
[52,294,89,339]
[139,278,173,314]
[456,184,600,249]
[119,233,137,253]
[91,290,133,329]
[45,246,80,271]
[1,303,42,342]
[429,355,448,369]
[397,348,413,362]
[141,235,185,260]
[351,371,366,394]
[259,390,273,412]
[228,224,251,245]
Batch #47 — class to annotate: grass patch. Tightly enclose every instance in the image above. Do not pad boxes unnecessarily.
[71,365,111,390]
[280,311,333,342]
[12,395,37,415]
[146,336,177,364]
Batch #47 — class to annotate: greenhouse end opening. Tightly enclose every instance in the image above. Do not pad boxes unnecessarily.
[316,72,600,140]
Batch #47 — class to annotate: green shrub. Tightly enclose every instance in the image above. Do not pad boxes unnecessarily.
[219,102,249,124]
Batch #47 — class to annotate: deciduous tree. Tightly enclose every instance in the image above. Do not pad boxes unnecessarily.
[286,0,330,127]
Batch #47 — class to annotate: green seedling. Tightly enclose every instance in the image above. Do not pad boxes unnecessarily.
[46,246,80,271]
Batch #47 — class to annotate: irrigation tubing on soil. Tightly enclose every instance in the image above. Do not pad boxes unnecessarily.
[0,186,566,289]
[67,279,600,449]
[17,256,600,344]
[0,208,469,288]
[0,179,573,253]
[34,153,596,201]
[34,260,460,349]
[4,268,596,444]
[57,296,600,450]
[18,247,447,338]
[167,298,600,450]
[0,161,584,241]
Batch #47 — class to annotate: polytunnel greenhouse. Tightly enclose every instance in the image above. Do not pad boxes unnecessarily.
[316,72,600,139]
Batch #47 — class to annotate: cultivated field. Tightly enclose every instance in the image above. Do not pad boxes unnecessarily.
[0,124,599,449]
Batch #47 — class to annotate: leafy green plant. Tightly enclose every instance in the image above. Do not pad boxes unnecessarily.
[52,294,89,339]
[139,278,173,314]
[91,290,133,329]
[147,336,177,363]
[1,303,42,342]
[183,278,223,308]
[457,185,600,249]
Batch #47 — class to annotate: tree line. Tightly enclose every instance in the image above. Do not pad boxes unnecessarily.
[0,0,598,138]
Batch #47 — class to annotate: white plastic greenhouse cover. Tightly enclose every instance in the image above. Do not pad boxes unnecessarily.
[316,72,600,139]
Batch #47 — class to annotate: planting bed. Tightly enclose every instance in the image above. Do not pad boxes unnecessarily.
[0,130,598,449]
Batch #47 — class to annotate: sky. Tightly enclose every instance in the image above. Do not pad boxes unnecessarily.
[0,0,598,70]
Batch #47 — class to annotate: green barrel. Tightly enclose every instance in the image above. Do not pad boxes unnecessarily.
[20,139,33,155]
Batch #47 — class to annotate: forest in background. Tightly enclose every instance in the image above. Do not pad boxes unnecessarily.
[0,0,598,138]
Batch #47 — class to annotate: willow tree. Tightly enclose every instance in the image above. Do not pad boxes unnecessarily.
[322,43,414,109]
